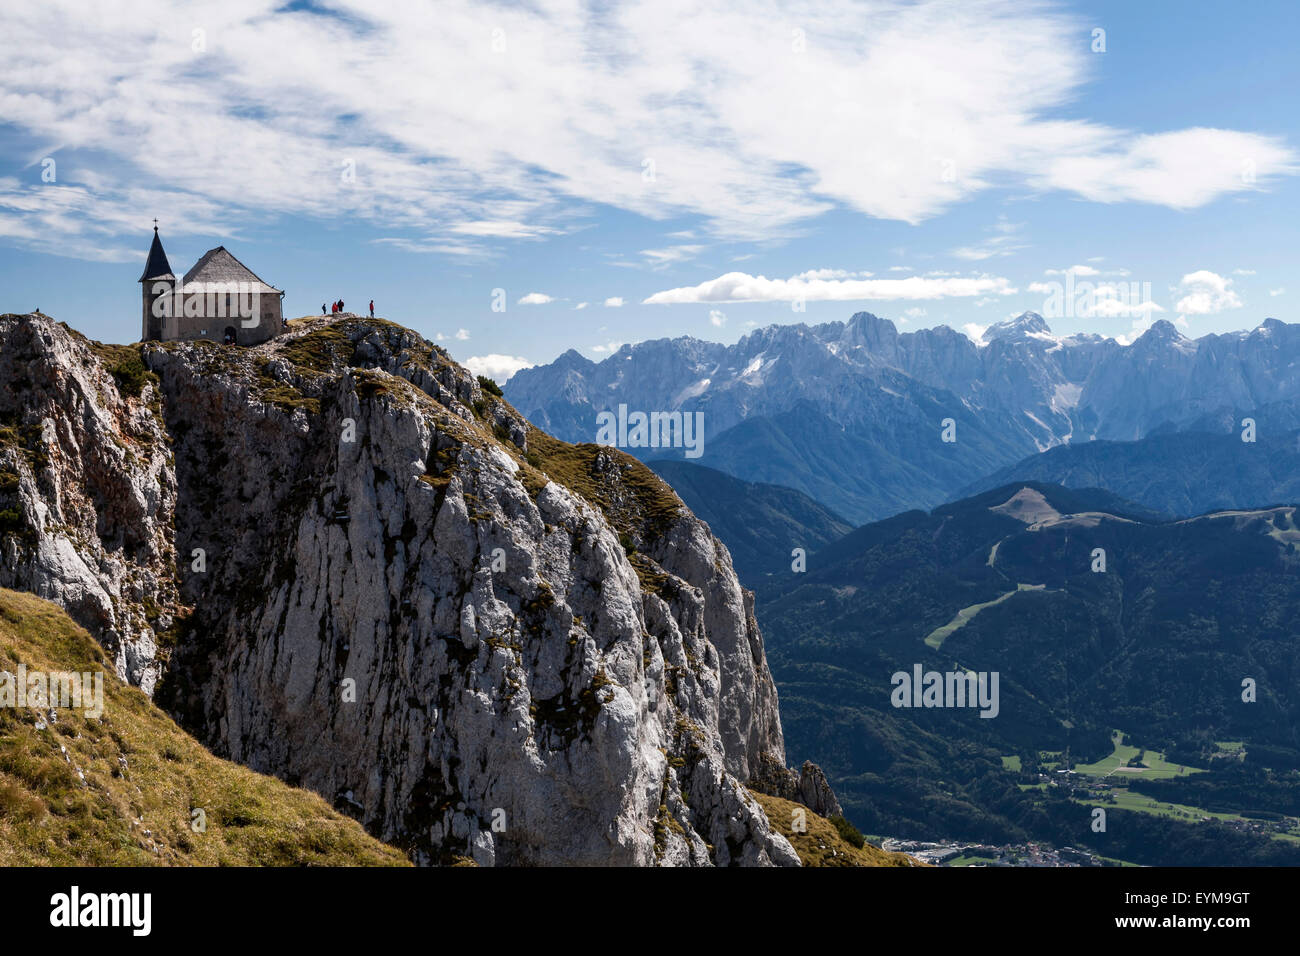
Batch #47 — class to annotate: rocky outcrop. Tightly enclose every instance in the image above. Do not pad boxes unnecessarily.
[0,314,180,694]
[0,312,803,866]
[750,753,843,819]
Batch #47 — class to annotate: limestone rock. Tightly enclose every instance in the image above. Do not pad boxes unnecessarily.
[749,752,844,819]
[0,313,803,866]
[0,314,179,694]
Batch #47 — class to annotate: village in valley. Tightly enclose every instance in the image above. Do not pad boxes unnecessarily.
[873,733,1300,866]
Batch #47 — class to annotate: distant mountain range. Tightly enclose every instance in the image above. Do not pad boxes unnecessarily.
[755,481,1300,865]
[647,461,852,584]
[959,428,1300,519]
[507,313,1300,524]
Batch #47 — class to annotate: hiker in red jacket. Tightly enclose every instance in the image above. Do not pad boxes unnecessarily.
[369,299,374,318]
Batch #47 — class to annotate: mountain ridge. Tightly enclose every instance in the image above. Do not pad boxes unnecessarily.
[958,429,1300,519]
[647,460,853,584]
[506,310,1300,523]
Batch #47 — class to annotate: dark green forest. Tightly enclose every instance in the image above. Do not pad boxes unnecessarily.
[757,482,1300,865]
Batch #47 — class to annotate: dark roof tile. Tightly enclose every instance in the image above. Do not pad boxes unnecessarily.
[139,227,174,282]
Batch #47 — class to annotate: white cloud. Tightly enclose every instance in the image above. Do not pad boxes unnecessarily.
[709,309,727,327]
[604,297,625,307]
[645,271,1015,304]
[951,247,997,261]
[574,301,589,309]
[518,292,554,305]
[1175,270,1242,315]
[951,220,1026,261]
[795,268,873,280]
[1270,288,1285,296]
[962,323,988,344]
[372,236,489,258]
[1233,268,1257,275]
[1083,289,1164,318]
[1044,264,1100,277]
[450,220,558,239]
[1028,277,1163,318]
[463,353,533,382]
[0,1,1292,261]
[591,341,623,353]
[454,328,470,341]
[1037,128,1294,210]
[641,244,704,266]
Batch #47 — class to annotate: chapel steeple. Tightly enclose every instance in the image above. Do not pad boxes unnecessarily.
[139,222,174,283]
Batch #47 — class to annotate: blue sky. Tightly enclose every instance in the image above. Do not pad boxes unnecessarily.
[0,0,1297,380]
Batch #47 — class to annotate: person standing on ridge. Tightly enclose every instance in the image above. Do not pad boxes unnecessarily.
[369,299,374,318]
[322,303,326,315]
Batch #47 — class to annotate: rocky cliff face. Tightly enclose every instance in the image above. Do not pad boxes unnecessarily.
[0,312,801,866]
[0,315,180,694]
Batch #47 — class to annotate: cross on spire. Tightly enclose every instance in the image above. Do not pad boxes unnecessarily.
[153,218,159,232]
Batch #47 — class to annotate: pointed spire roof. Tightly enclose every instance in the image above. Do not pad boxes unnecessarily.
[139,225,174,282]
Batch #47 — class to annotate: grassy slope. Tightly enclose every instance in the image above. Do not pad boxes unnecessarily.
[0,589,409,866]
[750,792,923,867]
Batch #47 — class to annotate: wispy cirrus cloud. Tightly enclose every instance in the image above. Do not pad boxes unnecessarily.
[0,0,1293,263]
[951,218,1027,261]
[640,244,705,267]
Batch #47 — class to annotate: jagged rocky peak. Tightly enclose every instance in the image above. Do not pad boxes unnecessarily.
[1133,318,1190,348]
[983,311,1052,343]
[840,311,900,353]
[551,347,596,370]
[1144,318,1182,338]
[0,310,835,867]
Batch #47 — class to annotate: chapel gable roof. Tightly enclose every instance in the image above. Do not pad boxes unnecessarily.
[182,246,282,294]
